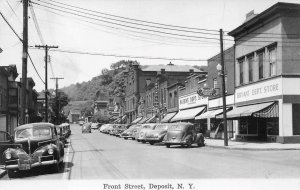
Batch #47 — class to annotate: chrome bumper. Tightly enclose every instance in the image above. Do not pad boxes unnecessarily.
[4,156,57,170]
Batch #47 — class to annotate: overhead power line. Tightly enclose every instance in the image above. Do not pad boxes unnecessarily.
[0,11,45,84]
[31,1,229,42]
[46,48,208,62]
[38,0,220,33]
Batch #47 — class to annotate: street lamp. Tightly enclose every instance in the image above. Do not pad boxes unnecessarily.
[216,63,228,146]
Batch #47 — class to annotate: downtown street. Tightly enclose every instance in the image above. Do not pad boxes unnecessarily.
[1,123,300,180]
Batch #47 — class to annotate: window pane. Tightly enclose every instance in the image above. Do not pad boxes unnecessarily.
[248,56,253,82]
[239,60,244,84]
[258,53,264,79]
[269,48,276,76]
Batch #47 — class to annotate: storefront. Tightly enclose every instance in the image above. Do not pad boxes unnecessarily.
[171,91,208,124]
[226,77,300,143]
[196,95,234,139]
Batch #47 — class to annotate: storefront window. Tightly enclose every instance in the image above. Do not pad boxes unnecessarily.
[266,118,279,136]
[239,118,248,134]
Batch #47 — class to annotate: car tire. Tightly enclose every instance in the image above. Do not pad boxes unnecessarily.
[166,144,170,148]
[52,162,59,173]
[137,139,140,142]
[7,169,18,178]
[149,142,154,145]
[142,141,146,143]
[124,137,128,140]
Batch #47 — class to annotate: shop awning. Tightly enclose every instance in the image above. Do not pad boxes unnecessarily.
[161,112,177,123]
[131,117,143,124]
[170,106,206,122]
[146,115,157,123]
[195,108,230,120]
[220,102,276,119]
[138,117,149,124]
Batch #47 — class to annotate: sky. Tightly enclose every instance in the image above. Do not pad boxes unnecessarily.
[1,0,300,92]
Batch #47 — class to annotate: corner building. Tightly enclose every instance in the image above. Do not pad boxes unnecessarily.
[228,2,300,143]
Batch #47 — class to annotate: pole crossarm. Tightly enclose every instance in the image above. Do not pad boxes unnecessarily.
[34,45,58,122]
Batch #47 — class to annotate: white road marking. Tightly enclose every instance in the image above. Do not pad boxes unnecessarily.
[62,139,71,180]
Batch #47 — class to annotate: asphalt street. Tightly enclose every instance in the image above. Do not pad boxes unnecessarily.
[2,124,300,180]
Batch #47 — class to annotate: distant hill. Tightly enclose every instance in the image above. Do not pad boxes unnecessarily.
[61,75,106,101]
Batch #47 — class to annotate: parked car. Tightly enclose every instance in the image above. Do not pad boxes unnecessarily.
[79,120,84,126]
[114,124,130,137]
[82,123,91,133]
[135,123,157,143]
[99,124,110,133]
[91,123,101,130]
[164,122,205,148]
[55,125,67,146]
[144,123,170,145]
[103,124,114,134]
[0,131,15,167]
[0,123,64,178]
[62,123,71,137]
[120,124,141,140]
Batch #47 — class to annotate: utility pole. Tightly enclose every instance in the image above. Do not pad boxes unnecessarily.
[219,29,228,146]
[20,0,28,125]
[35,45,58,122]
[50,77,64,125]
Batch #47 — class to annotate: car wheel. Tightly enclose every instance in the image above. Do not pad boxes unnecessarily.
[52,162,59,173]
[186,140,192,148]
[166,144,170,148]
[124,137,128,140]
[197,138,205,147]
[7,169,18,178]
[132,138,135,140]
[137,139,140,142]
[149,142,154,145]
[142,140,146,143]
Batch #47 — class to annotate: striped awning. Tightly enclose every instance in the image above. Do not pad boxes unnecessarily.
[171,106,206,122]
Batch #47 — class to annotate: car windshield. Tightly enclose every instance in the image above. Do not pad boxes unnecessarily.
[154,125,168,130]
[16,126,52,139]
[142,125,153,129]
[168,125,184,131]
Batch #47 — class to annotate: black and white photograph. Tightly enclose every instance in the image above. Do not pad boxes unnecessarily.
[0,0,300,189]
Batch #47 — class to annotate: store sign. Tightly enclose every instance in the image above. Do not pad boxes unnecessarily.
[179,92,208,109]
[235,78,282,103]
[197,88,217,97]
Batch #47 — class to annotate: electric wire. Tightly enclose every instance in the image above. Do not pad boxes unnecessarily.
[29,4,56,78]
[39,0,220,33]
[47,48,208,62]
[0,11,45,84]
[31,1,228,42]
[33,5,229,47]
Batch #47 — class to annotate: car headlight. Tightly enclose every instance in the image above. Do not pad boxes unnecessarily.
[48,148,54,155]
[5,152,12,159]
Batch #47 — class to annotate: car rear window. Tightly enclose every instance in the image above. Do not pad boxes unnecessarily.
[168,125,184,131]
[154,125,168,130]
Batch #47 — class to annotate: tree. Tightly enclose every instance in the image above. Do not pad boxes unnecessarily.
[50,91,70,124]
[92,111,110,123]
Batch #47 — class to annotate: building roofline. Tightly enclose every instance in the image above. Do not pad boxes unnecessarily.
[228,2,300,37]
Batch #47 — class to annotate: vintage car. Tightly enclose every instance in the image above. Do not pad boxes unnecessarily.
[99,124,109,133]
[0,131,15,167]
[164,122,205,148]
[91,123,101,130]
[79,120,84,126]
[144,123,170,145]
[120,124,141,140]
[55,125,67,146]
[62,123,71,137]
[136,123,157,143]
[102,124,115,134]
[1,123,64,178]
[114,124,130,137]
[82,123,91,133]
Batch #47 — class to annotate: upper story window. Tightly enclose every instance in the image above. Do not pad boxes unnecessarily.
[174,91,178,107]
[269,47,276,76]
[238,59,244,84]
[213,78,218,89]
[163,88,167,104]
[258,51,264,79]
[248,55,254,82]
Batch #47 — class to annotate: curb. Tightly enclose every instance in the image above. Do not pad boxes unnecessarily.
[205,144,300,151]
[0,169,7,179]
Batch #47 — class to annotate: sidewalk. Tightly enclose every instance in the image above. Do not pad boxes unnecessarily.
[205,138,300,150]
[0,168,6,178]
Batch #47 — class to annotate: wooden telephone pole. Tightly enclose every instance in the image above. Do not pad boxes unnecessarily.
[35,45,58,122]
[20,0,28,125]
[50,77,64,125]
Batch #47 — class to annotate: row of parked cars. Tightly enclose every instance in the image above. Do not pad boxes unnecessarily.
[0,122,71,178]
[99,122,205,148]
